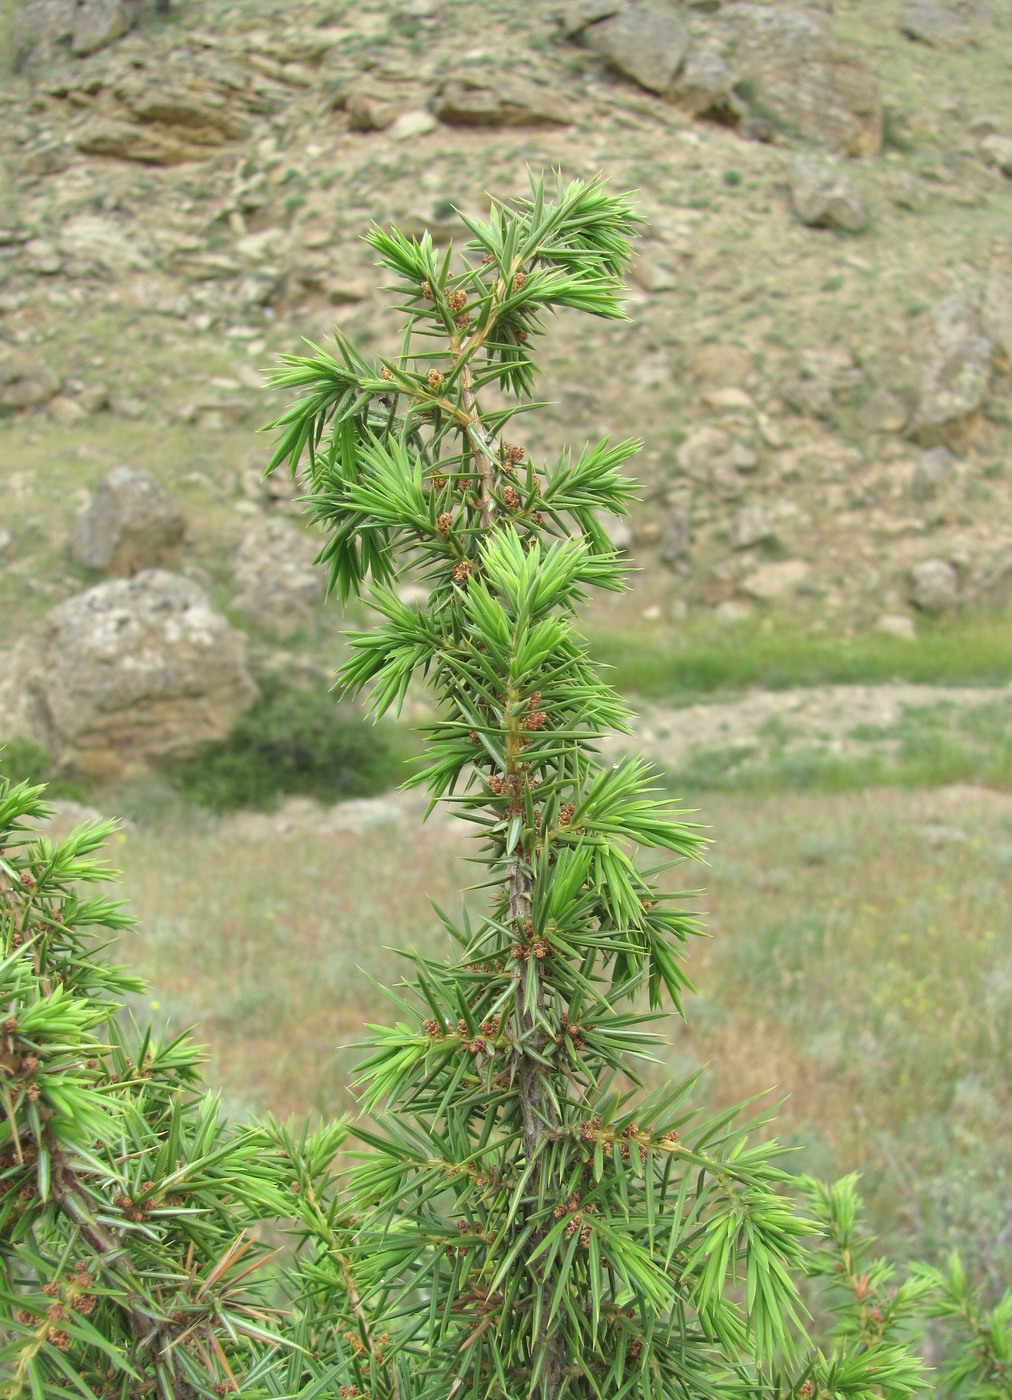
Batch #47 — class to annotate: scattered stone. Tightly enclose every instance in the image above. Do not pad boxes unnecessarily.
[676,426,756,497]
[0,346,61,409]
[909,557,960,612]
[911,446,954,501]
[0,572,257,780]
[789,156,867,232]
[230,516,323,639]
[741,559,810,600]
[781,347,860,418]
[0,526,13,557]
[344,89,403,133]
[912,292,993,449]
[389,109,438,140]
[582,0,690,96]
[69,465,186,577]
[729,504,774,550]
[435,74,569,126]
[875,613,917,640]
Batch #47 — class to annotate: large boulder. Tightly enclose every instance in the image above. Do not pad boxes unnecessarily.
[230,516,323,639]
[719,4,882,155]
[563,1,882,154]
[69,465,186,577]
[582,0,690,94]
[0,572,257,780]
[912,292,994,449]
[71,0,130,57]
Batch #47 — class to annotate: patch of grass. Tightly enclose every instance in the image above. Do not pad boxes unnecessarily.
[591,616,1012,703]
[658,699,1012,796]
[169,681,418,811]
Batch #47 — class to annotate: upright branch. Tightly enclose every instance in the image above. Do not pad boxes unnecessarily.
[264,174,825,1400]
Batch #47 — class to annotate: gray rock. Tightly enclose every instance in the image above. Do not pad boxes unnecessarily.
[729,504,774,550]
[0,572,257,781]
[69,465,186,577]
[789,156,867,232]
[912,292,993,449]
[230,516,323,639]
[435,75,570,126]
[0,525,13,557]
[911,446,954,501]
[583,0,690,95]
[909,558,959,612]
[72,0,130,56]
[0,346,61,409]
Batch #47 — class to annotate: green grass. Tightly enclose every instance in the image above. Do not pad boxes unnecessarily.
[592,617,1012,703]
[654,698,1012,797]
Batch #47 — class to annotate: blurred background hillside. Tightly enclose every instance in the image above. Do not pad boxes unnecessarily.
[0,0,1009,1300]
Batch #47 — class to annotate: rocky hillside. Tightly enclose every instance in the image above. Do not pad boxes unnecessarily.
[1,0,1012,774]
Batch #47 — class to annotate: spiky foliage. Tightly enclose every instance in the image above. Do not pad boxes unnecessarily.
[0,778,349,1399]
[260,175,930,1400]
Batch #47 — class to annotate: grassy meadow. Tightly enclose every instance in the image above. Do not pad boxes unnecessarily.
[106,775,1012,1292]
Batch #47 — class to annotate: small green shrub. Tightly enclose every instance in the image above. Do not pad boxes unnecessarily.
[170,682,413,811]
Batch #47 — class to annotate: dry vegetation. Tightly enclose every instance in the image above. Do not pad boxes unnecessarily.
[106,780,1011,1286]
